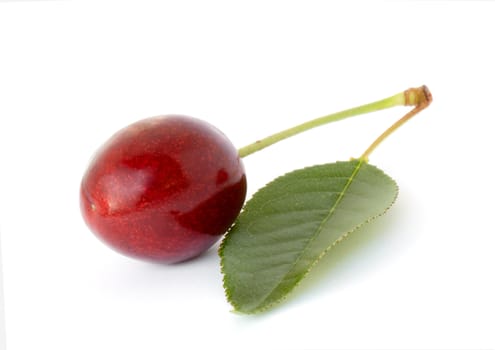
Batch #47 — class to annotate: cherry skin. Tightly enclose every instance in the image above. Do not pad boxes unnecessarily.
[80,115,247,263]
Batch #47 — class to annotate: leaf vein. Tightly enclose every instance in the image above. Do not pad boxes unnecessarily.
[257,160,364,308]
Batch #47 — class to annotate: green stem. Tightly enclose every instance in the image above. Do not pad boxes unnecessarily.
[238,91,407,158]
[359,85,432,161]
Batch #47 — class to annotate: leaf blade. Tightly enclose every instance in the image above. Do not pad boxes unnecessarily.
[219,160,398,313]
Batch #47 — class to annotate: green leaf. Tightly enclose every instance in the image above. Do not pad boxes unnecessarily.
[219,159,398,314]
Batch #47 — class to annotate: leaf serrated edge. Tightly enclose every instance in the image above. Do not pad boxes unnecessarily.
[218,232,238,312]
[219,162,398,314]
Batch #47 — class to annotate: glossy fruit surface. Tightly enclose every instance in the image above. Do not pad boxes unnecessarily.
[80,115,247,263]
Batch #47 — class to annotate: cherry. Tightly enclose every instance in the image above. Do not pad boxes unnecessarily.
[80,115,247,263]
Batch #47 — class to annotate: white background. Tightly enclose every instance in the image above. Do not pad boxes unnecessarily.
[1,1,494,349]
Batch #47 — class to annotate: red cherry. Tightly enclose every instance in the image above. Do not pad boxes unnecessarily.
[80,115,247,263]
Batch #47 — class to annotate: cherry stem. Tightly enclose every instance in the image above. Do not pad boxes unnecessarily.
[238,88,413,158]
[359,85,432,161]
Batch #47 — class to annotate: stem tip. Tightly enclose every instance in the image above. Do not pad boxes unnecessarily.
[405,85,433,107]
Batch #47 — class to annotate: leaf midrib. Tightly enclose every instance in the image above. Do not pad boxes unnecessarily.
[254,160,364,311]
